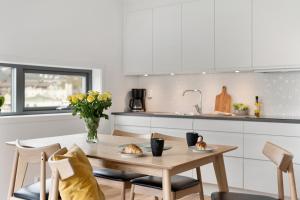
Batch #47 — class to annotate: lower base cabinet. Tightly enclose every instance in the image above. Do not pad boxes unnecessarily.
[244,159,300,196]
[201,157,244,188]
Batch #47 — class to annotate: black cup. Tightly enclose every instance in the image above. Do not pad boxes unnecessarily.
[151,138,165,157]
[186,132,200,146]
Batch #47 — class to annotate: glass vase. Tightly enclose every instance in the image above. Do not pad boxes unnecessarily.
[84,117,100,143]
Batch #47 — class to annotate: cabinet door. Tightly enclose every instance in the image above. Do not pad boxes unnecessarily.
[153,5,181,74]
[253,0,300,67]
[124,9,153,75]
[201,157,244,188]
[182,0,214,73]
[215,0,252,71]
[244,159,300,196]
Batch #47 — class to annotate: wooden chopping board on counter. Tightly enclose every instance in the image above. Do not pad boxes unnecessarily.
[214,86,232,113]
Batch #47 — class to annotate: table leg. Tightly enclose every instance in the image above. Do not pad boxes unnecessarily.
[196,167,205,200]
[162,169,172,200]
[213,154,229,192]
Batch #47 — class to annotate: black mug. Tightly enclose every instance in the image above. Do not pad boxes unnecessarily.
[186,132,201,146]
[151,138,165,157]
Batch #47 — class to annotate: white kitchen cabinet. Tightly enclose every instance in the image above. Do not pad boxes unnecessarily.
[182,0,214,73]
[244,134,300,164]
[244,121,300,137]
[151,117,193,130]
[253,0,300,68]
[201,157,244,188]
[153,4,181,74]
[124,9,153,75]
[150,127,192,139]
[194,119,243,133]
[215,0,252,71]
[244,159,300,196]
[115,125,151,135]
[114,116,151,127]
[198,131,243,157]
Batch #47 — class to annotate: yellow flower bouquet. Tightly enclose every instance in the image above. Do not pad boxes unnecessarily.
[68,90,112,143]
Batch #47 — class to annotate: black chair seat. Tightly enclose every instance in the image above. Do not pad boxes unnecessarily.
[211,192,278,200]
[130,175,199,192]
[93,169,145,182]
[13,179,52,200]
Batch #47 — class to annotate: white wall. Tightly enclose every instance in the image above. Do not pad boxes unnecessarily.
[138,71,300,117]
[0,0,137,198]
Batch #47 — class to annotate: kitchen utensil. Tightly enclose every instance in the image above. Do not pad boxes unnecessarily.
[215,86,232,113]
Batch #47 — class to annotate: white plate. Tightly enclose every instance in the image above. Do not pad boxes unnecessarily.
[189,146,216,153]
[120,152,144,158]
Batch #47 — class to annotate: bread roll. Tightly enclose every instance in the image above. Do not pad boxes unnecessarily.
[122,144,143,154]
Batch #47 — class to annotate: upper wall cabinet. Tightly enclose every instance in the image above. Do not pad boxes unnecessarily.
[124,10,153,75]
[153,5,182,74]
[215,0,252,71]
[253,0,300,68]
[182,0,214,73]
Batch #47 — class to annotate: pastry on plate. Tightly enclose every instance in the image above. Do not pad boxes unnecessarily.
[195,136,207,150]
[122,144,143,154]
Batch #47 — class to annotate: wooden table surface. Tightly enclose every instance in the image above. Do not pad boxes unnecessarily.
[6,133,237,200]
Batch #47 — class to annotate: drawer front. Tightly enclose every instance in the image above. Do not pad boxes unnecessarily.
[115,125,151,135]
[244,159,300,196]
[194,119,243,133]
[244,134,300,164]
[201,157,243,188]
[150,127,193,139]
[244,121,300,137]
[114,116,151,127]
[198,131,243,157]
[151,117,193,129]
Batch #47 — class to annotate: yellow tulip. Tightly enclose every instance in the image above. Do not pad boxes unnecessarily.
[88,90,99,96]
[87,95,95,103]
[71,96,79,104]
[76,93,86,101]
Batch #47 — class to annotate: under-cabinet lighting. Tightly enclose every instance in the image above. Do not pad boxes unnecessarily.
[170,72,175,76]
[143,74,149,77]
[235,70,240,73]
[202,72,206,75]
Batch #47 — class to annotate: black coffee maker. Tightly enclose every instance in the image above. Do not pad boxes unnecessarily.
[129,89,146,112]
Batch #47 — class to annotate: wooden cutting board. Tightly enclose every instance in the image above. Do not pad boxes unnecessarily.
[215,86,232,113]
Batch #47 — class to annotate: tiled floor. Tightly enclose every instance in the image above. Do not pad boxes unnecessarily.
[102,186,210,200]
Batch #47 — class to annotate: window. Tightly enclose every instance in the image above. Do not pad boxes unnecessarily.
[0,66,13,112]
[0,63,92,115]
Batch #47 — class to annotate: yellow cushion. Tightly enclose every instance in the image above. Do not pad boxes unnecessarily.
[53,145,105,200]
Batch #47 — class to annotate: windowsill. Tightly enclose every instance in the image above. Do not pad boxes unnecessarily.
[0,112,80,125]
[0,110,71,117]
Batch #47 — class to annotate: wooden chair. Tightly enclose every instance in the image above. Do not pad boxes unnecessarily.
[129,132,205,200]
[211,142,298,200]
[7,140,61,200]
[93,130,150,200]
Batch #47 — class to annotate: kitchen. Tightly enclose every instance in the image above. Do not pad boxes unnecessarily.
[1,0,300,199]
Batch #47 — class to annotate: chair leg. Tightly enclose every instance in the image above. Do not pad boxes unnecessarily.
[154,197,159,200]
[121,183,126,200]
[129,185,135,200]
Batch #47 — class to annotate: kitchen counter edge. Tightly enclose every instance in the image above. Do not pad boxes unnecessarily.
[111,112,300,124]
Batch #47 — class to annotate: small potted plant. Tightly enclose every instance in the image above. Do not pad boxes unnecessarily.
[0,96,5,112]
[68,90,112,143]
[233,103,249,116]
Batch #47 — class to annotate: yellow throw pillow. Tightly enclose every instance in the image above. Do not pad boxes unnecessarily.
[53,145,105,200]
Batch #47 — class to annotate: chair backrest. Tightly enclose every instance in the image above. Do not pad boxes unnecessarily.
[48,148,75,200]
[151,132,185,142]
[8,140,61,200]
[112,129,151,139]
[263,142,297,200]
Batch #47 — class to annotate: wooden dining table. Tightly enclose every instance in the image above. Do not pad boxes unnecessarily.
[6,133,237,200]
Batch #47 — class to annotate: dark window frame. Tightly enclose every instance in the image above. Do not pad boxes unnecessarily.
[0,63,92,116]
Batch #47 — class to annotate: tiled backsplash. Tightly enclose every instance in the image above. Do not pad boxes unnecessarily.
[137,72,300,117]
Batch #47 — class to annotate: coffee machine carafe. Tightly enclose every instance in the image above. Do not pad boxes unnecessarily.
[129,89,146,112]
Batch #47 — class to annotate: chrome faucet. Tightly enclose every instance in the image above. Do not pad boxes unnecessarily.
[182,89,202,114]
